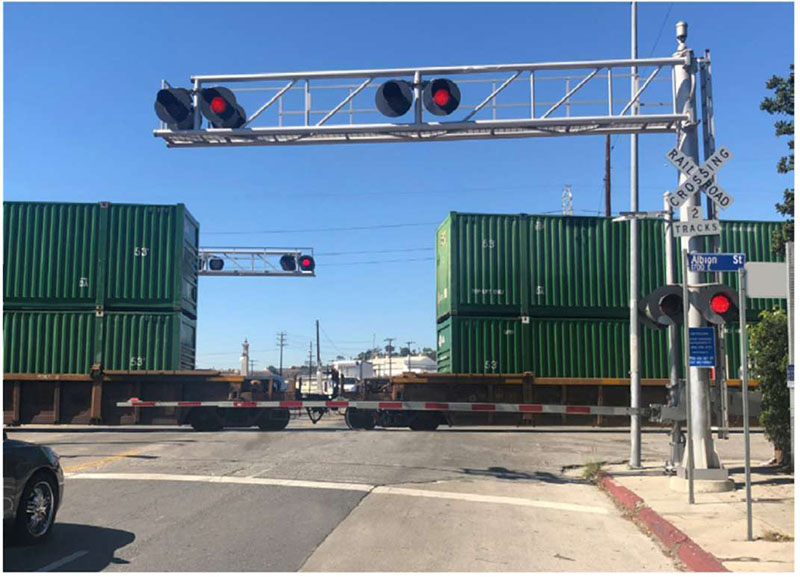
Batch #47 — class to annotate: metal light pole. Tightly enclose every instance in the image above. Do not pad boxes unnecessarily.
[788,242,795,466]
[629,0,642,469]
[665,194,683,471]
[672,21,728,485]
[738,268,753,540]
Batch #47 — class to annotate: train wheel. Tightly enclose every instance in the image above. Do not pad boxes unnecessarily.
[345,408,375,430]
[189,409,223,432]
[257,409,290,431]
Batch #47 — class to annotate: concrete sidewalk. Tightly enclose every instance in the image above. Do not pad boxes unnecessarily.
[597,459,794,572]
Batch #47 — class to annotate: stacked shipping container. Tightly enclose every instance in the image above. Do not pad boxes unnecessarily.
[3,201,199,373]
[436,212,784,377]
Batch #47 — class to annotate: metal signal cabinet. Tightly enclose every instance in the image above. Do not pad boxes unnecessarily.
[436,212,786,322]
[3,310,196,374]
[3,201,199,317]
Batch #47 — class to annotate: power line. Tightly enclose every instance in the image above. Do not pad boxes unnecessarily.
[317,257,434,266]
[203,222,439,236]
[317,247,429,256]
[648,3,675,57]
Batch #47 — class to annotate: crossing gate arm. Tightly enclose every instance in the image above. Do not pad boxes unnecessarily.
[117,398,652,418]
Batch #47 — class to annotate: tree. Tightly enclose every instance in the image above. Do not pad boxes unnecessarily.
[420,347,436,361]
[749,308,791,465]
[760,66,794,254]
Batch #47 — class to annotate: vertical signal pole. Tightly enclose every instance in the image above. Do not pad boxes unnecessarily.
[665,194,683,471]
[673,21,728,484]
[629,0,642,469]
[700,49,728,439]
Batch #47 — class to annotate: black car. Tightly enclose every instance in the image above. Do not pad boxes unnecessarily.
[3,431,64,544]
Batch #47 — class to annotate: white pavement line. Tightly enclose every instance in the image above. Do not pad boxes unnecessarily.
[371,486,610,515]
[35,550,89,572]
[68,472,608,515]
[68,472,375,493]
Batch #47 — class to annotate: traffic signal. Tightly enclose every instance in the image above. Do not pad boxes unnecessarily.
[639,284,684,329]
[423,78,461,116]
[298,255,315,272]
[199,87,246,128]
[155,88,194,130]
[279,255,297,272]
[208,258,225,271]
[692,284,739,325]
[375,80,413,117]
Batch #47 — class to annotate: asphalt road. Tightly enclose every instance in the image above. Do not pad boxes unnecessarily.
[3,417,775,572]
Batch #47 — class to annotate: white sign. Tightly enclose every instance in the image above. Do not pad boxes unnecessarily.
[744,262,789,298]
[665,145,734,210]
[672,219,721,237]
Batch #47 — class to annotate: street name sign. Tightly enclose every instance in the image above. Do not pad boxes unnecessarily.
[665,145,734,210]
[688,252,746,272]
[673,219,721,237]
[689,327,716,368]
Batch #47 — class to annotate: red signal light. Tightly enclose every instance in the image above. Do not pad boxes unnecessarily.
[210,97,227,114]
[301,257,311,267]
[298,254,315,272]
[710,294,731,314]
[433,89,451,107]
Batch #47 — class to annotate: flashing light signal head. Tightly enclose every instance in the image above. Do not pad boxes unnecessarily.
[710,293,731,314]
[279,254,297,272]
[639,284,683,329]
[375,80,413,117]
[155,88,194,130]
[199,87,246,129]
[298,255,315,272]
[208,258,225,271]
[423,78,460,116]
[692,283,739,325]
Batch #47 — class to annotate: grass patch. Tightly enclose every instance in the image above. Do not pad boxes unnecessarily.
[582,460,604,482]
[761,530,793,542]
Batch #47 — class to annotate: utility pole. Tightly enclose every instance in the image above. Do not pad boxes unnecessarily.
[316,320,322,393]
[384,337,396,378]
[671,21,730,488]
[305,341,314,394]
[276,332,287,376]
[405,340,415,372]
[629,0,642,469]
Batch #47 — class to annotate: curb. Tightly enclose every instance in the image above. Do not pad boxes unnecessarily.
[598,473,729,572]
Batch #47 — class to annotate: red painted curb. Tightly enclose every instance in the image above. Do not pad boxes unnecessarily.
[599,473,729,572]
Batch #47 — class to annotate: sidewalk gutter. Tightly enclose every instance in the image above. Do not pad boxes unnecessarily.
[598,472,729,572]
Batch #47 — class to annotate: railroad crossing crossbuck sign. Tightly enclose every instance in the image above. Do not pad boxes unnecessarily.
[665,145,734,210]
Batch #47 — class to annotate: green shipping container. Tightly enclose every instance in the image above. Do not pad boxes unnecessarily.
[437,316,529,374]
[4,201,199,316]
[4,310,196,374]
[436,213,524,320]
[437,212,785,321]
[437,315,743,380]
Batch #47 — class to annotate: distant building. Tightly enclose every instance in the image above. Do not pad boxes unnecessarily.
[371,355,436,377]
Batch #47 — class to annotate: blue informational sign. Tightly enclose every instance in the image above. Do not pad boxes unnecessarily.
[689,327,716,367]
[788,364,794,383]
[688,252,746,272]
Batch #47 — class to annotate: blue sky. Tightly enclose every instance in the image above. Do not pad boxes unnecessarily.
[4,2,794,369]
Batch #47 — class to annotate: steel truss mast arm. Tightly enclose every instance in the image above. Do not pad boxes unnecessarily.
[156,55,690,148]
[198,248,315,277]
